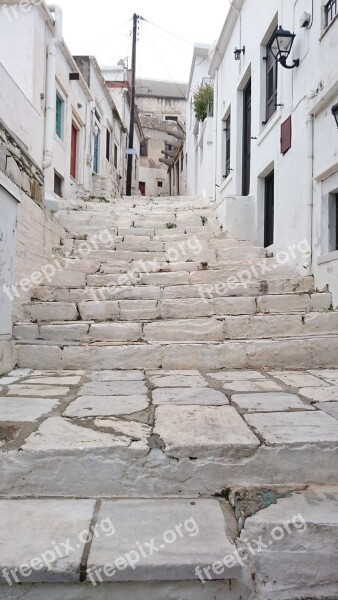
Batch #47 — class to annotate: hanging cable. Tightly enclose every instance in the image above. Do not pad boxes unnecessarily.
[141,17,194,46]
[86,18,132,53]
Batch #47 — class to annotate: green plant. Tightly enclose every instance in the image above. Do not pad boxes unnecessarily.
[200,216,208,226]
[166,222,177,229]
[193,83,214,122]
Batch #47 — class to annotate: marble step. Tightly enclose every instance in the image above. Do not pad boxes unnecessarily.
[31,277,317,303]
[15,334,338,370]
[68,246,264,265]
[68,241,256,257]
[21,297,334,326]
[14,306,337,342]
[0,486,337,598]
[0,497,243,599]
[238,486,338,599]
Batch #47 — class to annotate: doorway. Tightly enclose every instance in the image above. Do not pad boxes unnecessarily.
[242,79,251,196]
[264,170,274,247]
[70,122,78,180]
[139,181,146,196]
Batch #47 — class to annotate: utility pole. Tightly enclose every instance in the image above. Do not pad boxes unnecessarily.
[126,13,138,196]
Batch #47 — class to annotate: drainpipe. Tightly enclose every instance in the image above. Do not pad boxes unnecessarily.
[303,113,314,272]
[42,4,63,169]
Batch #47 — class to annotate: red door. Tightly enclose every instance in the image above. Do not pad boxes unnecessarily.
[70,123,78,179]
[139,181,146,196]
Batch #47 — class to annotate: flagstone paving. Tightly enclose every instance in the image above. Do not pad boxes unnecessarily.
[1,368,338,465]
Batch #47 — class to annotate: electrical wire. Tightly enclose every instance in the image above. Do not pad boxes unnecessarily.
[142,19,192,61]
[141,17,194,47]
[142,24,188,96]
[86,18,132,53]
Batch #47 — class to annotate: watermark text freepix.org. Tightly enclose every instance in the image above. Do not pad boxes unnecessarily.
[199,239,311,302]
[195,512,307,583]
[2,517,115,586]
[87,516,200,586]
[2,228,116,302]
[1,0,43,22]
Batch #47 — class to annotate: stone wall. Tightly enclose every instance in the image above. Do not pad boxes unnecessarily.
[0,118,66,371]
[0,118,43,204]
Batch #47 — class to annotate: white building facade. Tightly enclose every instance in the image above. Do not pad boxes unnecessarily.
[0,1,129,373]
[208,0,338,304]
[186,44,214,200]
[0,1,125,203]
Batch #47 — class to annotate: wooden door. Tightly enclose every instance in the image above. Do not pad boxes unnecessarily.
[70,123,78,180]
[264,171,275,247]
[242,80,252,196]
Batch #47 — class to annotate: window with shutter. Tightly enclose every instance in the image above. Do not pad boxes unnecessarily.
[329,193,338,251]
[265,30,278,123]
[225,114,231,178]
[55,93,64,139]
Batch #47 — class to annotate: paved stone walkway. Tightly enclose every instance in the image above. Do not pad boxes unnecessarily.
[2,367,338,501]
[2,367,338,462]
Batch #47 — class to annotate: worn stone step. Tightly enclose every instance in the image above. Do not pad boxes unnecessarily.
[70,250,169,262]
[30,276,318,305]
[23,295,334,325]
[0,497,241,599]
[15,334,338,370]
[239,486,338,599]
[223,312,338,339]
[14,307,338,342]
[117,227,155,237]
[154,225,219,237]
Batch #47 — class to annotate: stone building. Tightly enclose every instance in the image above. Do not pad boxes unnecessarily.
[135,78,187,196]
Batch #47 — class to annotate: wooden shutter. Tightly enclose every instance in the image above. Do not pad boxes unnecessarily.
[281,116,292,154]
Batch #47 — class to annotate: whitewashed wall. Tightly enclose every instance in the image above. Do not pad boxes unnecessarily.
[210,0,338,303]
[186,45,214,199]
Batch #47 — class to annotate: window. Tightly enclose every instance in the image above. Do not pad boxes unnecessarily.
[223,113,231,178]
[157,181,163,188]
[54,171,63,197]
[328,193,338,251]
[106,129,111,161]
[114,143,118,169]
[325,0,337,26]
[165,115,178,122]
[55,93,64,139]
[140,139,148,157]
[265,29,278,123]
[70,122,78,180]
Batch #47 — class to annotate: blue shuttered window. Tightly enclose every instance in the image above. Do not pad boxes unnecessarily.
[56,93,64,139]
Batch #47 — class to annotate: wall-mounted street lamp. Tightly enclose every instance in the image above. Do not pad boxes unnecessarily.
[234,46,245,60]
[331,102,338,129]
[270,26,300,69]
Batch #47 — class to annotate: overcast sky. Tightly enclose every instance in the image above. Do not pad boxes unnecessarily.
[56,0,230,82]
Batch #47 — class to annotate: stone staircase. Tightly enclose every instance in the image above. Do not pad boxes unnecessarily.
[1,195,338,599]
[13,195,338,370]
